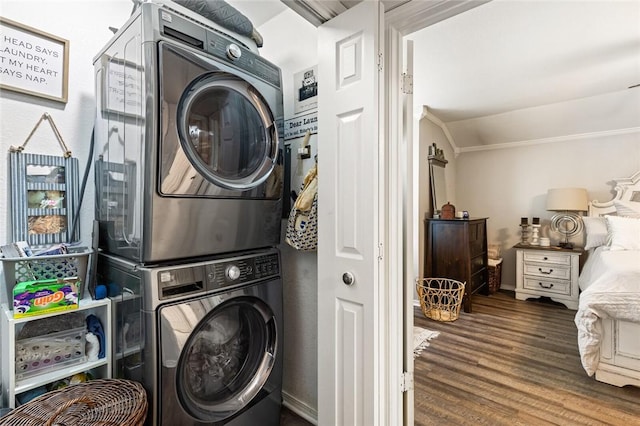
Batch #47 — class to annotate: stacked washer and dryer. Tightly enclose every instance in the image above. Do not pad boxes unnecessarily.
[92,1,285,425]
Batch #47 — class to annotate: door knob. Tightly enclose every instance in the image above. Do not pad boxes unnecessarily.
[342,272,355,286]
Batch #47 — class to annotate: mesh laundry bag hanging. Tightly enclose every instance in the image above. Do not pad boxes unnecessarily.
[286,163,318,251]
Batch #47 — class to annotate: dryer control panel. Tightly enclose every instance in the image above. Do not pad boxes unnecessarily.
[206,252,280,291]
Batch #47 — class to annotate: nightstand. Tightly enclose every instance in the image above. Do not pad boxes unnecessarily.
[514,243,583,310]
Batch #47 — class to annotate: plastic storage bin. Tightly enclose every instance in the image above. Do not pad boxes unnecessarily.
[1,249,91,309]
[15,326,86,380]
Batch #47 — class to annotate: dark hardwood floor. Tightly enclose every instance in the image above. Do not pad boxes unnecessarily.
[280,405,313,425]
[281,291,640,425]
[414,291,640,425]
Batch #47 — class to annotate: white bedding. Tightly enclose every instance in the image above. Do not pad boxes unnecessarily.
[574,247,640,375]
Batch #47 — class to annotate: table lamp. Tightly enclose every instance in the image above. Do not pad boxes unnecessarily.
[546,188,588,249]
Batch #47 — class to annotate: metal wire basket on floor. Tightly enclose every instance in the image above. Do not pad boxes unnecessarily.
[0,379,147,426]
[416,278,466,322]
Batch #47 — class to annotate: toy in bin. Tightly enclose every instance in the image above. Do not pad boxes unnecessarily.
[13,277,80,318]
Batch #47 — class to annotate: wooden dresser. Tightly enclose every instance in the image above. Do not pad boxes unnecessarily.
[424,218,489,313]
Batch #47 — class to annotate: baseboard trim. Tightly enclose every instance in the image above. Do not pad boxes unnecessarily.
[283,390,318,425]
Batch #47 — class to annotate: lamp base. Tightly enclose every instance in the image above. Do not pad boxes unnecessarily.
[550,212,584,251]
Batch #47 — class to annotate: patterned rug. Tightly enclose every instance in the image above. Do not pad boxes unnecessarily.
[413,326,440,359]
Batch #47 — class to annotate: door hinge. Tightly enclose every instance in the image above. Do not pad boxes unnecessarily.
[378,53,383,71]
[400,371,414,392]
[378,243,383,261]
[401,73,413,94]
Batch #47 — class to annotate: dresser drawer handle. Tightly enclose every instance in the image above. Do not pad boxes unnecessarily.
[538,282,554,289]
[543,256,548,260]
[538,268,553,274]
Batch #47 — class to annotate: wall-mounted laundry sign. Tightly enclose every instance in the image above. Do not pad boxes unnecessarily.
[0,17,69,103]
[284,112,317,141]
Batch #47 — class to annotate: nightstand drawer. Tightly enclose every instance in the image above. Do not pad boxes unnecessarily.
[523,251,571,265]
[523,263,571,280]
[523,277,571,296]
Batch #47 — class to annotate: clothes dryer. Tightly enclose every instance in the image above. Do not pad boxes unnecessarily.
[98,248,283,425]
[93,1,284,264]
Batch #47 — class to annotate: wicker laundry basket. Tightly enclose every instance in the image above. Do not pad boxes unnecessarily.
[488,258,503,294]
[0,379,147,426]
[416,278,466,322]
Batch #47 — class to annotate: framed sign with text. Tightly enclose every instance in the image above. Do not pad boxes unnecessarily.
[284,112,318,141]
[0,17,69,103]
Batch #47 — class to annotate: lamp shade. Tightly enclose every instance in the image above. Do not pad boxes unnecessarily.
[546,188,588,212]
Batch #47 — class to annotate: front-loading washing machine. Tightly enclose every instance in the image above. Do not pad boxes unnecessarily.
[93,1,284,264]
[97,248,283,425]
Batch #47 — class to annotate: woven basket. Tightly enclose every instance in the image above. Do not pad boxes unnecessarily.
[488,258,503,294]
[416,278,465,322]
[0,379,147,426]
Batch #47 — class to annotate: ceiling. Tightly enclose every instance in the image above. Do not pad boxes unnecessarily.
[408,0,640,149]
[228,0,640,150]
[226,0,410,28]
[409,1,640,123]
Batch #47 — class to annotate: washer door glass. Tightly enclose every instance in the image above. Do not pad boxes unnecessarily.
[177,73,279,191]
[176,296,277,422]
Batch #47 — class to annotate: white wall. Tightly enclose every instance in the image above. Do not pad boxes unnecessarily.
[256,9,319,419]
[0,1,133,247]
[455,132,640,290]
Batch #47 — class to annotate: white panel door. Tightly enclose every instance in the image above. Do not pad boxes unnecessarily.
[317,2,384,425]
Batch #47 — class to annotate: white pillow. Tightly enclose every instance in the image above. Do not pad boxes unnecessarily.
[605,215,640,251]
[583,216,609,250]
[614,200,640,218]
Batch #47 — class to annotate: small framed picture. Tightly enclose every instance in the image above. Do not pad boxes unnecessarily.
[293,66,318,114]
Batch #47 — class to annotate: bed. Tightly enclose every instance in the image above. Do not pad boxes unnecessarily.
[574,170,640,387]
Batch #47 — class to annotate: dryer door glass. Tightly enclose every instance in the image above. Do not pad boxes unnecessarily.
[173,296,277,422]
[177,73,279,192]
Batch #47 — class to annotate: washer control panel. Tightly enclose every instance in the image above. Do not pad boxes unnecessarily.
[226,43,242,60]
[155,250,280,299]
[207,251,280,290]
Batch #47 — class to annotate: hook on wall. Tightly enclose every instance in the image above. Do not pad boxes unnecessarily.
[297,130,312,160]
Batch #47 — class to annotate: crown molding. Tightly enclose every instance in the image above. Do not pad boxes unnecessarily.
[420,106,460,157]
[458,127,640,153]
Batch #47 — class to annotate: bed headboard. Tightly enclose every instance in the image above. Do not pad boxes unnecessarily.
[589,170,640,217]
